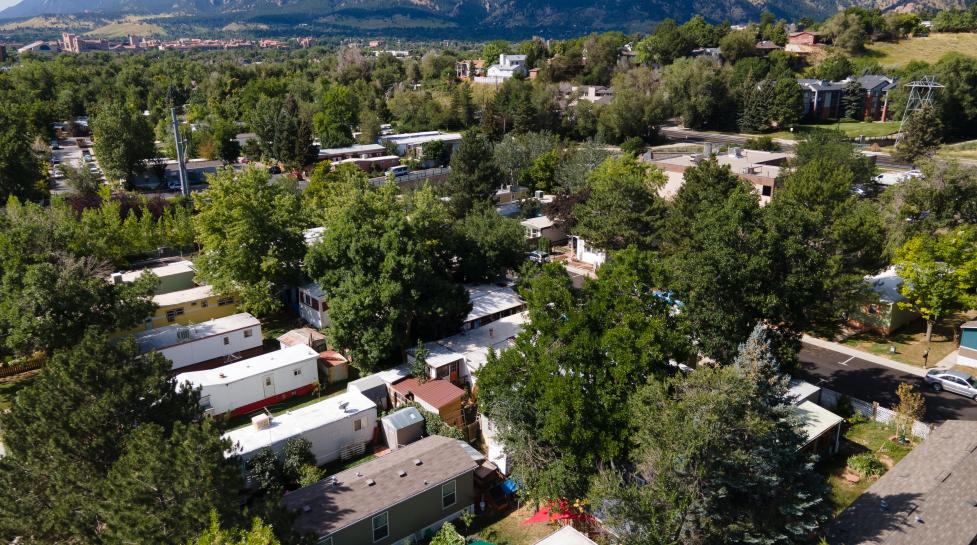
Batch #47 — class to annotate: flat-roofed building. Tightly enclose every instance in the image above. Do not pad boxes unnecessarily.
[132,312,263,371]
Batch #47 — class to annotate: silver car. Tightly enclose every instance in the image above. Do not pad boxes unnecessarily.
[925,369,977,400]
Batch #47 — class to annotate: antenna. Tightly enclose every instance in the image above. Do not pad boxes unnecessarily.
[898,76,944,142]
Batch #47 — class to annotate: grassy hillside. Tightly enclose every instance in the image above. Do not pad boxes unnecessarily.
[863,33,977,67]
[87,19,166,38]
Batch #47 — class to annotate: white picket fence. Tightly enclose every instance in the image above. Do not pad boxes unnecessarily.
[819,387,932,439]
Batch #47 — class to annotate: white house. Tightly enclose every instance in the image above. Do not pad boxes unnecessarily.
[474,54,528,85]
[176,345,320,418]
[223,390,376,467]
[379,131,463,158]
[462,284,526,331]
[297,282,329,328]
[132,312,263,371]
[570,236,607,268]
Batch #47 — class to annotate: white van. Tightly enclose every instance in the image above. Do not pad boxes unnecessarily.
[386,165,410,178]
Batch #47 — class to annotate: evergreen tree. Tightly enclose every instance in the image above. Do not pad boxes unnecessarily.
[894,103,943,164]
[842,80,865,120]
[445,131,500,217]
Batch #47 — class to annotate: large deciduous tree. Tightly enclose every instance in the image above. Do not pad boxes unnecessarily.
[477,251,691,502]
[313,85,357,148]
[572,155,669,253]
[0,101,46,203]
[91,100,155,183]
[193,166,306,315]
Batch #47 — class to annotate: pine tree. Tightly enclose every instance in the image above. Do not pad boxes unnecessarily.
[894,103,944,163]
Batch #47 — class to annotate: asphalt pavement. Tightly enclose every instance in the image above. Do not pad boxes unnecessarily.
[796,343,977,422]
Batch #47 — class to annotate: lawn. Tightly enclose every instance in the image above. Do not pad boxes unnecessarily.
[467,504,561,545]
[819,419,915,514]
[940,139,977,161]
[767,121,900,141]
[259,312,307,342]
[861,33,977,67]
[841,310,976,367]
[0,372,37,412]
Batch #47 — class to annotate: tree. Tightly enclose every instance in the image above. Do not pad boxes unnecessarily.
[719,29,759,63]
[592,327,830,545]
[314,85,357,148]
[492,131,561,188]
[210,117,242,164]
[357,105,382,145]
[792,130,875,185]
[661,57,733,130]
[894,383,924,438]
[193,166,306,316]
[822,12,869,54]
[247,448,286,495]
[445,131,500,217]
[281,437,317,484]
[430,522,466,545]
[572,156,668,253]
[62,162,103,196]
[0,101,46,202]
[92,100,155,182]
[411,340,430,383]
[190,512,281,545]
[423,139,452,167]
[0,256,158,356]
[811,54,854,82]
[453,204,526,282]
[481,39,512,64]
[841,80,865,121]
[305,184,469,371]
[0,330,227,544]
[477,252,691,502]
[894,227,977,349]
[636,19,693,65]
[881,160,977,251]
[249,94,313,168]
[894,103,943,164]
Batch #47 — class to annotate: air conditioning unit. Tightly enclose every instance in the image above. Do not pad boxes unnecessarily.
[534,190,544,199]
[110,272,123,285]
[203,407,216,419]
[252,413,272,430]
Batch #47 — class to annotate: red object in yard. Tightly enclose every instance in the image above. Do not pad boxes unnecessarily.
[521,500,591,525]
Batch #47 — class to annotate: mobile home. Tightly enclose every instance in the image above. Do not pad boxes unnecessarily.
[176,345,320,417]
[223,390,377,466]
[132,313,263,372]
[145,285,239,330]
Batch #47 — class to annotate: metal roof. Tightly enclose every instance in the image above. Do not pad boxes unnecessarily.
[381,407,424,430]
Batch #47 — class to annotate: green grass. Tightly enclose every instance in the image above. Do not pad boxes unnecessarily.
[767,121,900,141]
[861,33,977,67]
[819,420,915,514]
[323,452,377,474]
[841,310,976,367]
[0,373,37,412]
[259,312,307,342]
[940,139,977,160]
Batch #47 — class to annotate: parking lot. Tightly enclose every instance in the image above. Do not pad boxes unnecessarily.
[49,137,103,194]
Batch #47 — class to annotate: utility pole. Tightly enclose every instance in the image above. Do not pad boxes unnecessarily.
[170,107,189,197]
[898,76,944,143]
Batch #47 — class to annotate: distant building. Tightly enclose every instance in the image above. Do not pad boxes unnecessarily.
[522,215,566,247]
[456,59,486,81]
[17,40,53,54]
[380,131,462,158]
[755,40,782,55]
[651,145,788,204]
[474,54,527,85]
[798,76,898,121]
[61,32,110,53]
[848,266,920,336]
[144,285,238,330]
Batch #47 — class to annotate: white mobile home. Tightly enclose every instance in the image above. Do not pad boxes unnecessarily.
[297,282,329,328]
[223,390,376,466]
[132,313,263,372]
[176,345,320,418]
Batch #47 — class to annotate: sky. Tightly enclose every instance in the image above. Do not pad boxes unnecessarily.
[0,0,18,9]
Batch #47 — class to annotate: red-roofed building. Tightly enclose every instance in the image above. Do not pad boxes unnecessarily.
[391,378,465,427]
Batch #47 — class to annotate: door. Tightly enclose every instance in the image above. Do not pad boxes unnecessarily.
[262,375,276,398]
[945,377,966,395]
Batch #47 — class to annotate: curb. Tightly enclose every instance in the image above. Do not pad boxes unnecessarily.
[801,334,927,377]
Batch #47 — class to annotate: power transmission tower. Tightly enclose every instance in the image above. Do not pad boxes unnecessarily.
[170,107,189,197]
[898,76,944,139]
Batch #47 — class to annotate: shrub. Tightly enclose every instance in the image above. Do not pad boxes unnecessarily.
[620,137,648,156]
[743,135,780,152]
[848,452,886,477]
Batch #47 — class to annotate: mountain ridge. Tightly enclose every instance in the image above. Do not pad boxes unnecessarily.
[0,0,961,37]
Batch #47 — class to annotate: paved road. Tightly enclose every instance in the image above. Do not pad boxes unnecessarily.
[659,126,915,170]
[796,343,977,422]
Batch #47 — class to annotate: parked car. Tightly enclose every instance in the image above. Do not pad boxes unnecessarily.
[385,165,410,178]
[924,369,977,399]
[527,250,550,264]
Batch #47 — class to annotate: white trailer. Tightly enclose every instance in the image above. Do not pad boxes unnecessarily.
[133,313,263,371]
[176,345,320,418]
[223,390,376,466]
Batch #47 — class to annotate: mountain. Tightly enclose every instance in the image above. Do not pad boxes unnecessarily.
[0,0,957,37]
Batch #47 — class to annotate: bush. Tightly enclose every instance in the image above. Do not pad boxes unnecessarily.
[743,135,781,152]
[847,452,886,477]
[297,464,326,487]
[620,137,648,157]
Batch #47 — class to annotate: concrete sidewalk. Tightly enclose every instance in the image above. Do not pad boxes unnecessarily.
[802,335,929,377]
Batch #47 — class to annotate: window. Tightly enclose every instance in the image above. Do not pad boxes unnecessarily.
[265,377,273,387]
[165,308,185,322]
[354,418,363,431]
[223,337,230,345]
[201,300,208,308]
[442,480,456,509]
[372,512,389,542]
[293,369,302,376]
[243,329,253,338]
[218,297,234,306]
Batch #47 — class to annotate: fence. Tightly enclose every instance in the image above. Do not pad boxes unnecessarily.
[0,359,42,380]
[819,387,932,439]
[369,167,451,189]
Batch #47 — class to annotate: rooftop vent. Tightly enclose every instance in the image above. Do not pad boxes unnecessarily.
[366,479,376,486]
[398,470,407,477]
[251,413,272,431]
[110,272,124,285]
[413,458,423,466]
[937,471,952,482]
